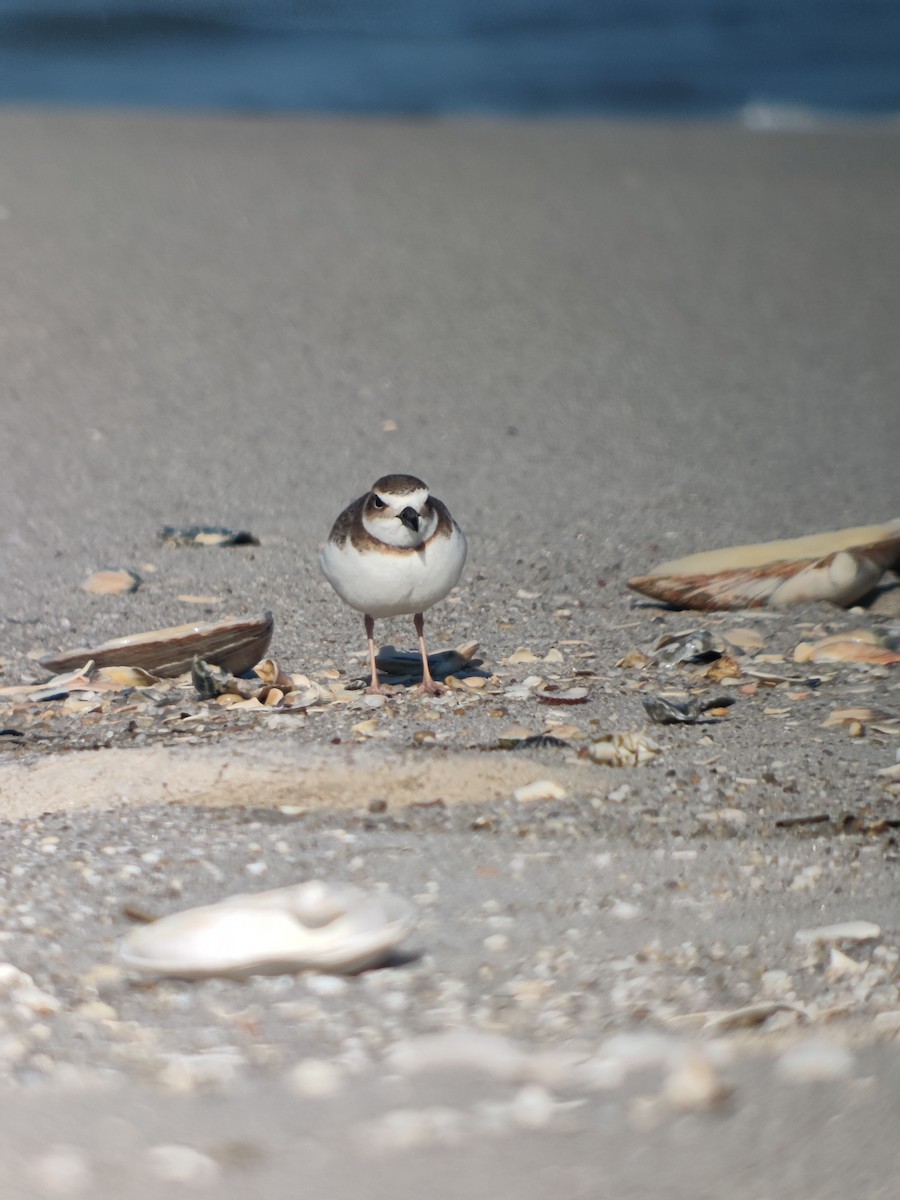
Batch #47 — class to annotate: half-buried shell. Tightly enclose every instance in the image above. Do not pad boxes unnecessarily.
[40,611,273,678]
[119,881,416,978]
[628,520,900,611]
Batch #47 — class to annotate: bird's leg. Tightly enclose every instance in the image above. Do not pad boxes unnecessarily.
[414,612,443,694]
[364,614,385,695]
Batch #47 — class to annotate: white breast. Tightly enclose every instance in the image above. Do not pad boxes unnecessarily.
[319,527,467,618]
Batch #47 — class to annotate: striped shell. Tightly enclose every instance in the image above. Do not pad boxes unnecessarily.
[628,520,900,611]
[40,611,274,678]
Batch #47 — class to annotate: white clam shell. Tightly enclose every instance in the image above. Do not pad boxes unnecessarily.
[119,881,416,978]
[628,519,900,611]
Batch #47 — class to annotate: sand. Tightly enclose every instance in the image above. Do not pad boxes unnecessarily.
[0,112,899,1197]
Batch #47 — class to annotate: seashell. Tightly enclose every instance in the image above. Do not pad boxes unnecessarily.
[284,684,329,709]
[497,724,536,747]
[700,654,743,682]
[40,612,273,679]
[92,665,160,690]
[513,779,568,803]
[516,733,570,748]
[662,1051,733,1112]
[506,647,540,664]
[628,519,900,611]
[545,723,586,740]
[351,718,380,736]
[616,648,654,670]
[81,567,142,595]
[191,656,261,699]
[159,525,260,547]
[0,665,93,700]
[794,630,900,665]
[723,627,766,653]
[794,920,881,945]
[119,880,416,978]
[822,706,894,728]
[643,694,734,725]
[454,641,481,662]
[654,629,724,666]
[535,686,590,705]
[586,732,661,767]
[373,642,483,684]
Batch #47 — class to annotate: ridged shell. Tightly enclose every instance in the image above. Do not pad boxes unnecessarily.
[40,611,273,678]
[628,520,900,611]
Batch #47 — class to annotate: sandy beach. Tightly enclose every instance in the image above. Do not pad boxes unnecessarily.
[1,112,899,1197]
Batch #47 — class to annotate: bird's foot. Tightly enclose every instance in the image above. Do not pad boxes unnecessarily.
[416,679,445,696]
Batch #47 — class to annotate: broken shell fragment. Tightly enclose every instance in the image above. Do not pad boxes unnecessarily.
[822,706,895,729]
[159,526,260,547]
[643,694,735,725]
[92,665,160,690]
[794,630,900,665]
[586,732,661,767]
[81,568,142,595]
[191,657,259,700]
[628,519,900,611]
[40,611,274,679]
[497,724,535,748]
[654,629,723,666]
[723,627,766,653]
[794,920,881,945]
[513,779,568,803]
[535,686,590,705]
[119,881,416,978]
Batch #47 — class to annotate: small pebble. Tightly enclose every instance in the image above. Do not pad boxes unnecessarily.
[145,1144,220,1187]
[483,933,509,953]
[662,1052,732,1111]
[305,973,349,997]
[27,1145,93,1197]
[872,1011,900,1035]
[511,1083,556,1129]
[286,1058,344,1098]
[794,921,881,945]
[776,1041,855,1084]
[513,780,567,803]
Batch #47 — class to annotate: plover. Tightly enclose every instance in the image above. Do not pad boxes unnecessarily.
[319,474,467,693]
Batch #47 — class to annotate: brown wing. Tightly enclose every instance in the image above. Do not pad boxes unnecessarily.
[328,495,366,546]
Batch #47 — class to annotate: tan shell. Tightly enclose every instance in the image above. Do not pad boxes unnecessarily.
[587,732,661,767]
[40,611,274,678]
[628,519,900,611]
[119,880,416,978]
[81,568,142,595]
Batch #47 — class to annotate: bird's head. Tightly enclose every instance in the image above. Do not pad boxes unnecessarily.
[362,474,437,547]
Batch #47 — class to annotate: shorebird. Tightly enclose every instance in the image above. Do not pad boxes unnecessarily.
[319,473,467,693]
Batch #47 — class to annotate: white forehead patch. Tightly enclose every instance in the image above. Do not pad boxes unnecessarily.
[373,487,429,512]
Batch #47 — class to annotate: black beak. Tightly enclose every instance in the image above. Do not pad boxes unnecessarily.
[399,506,420,532]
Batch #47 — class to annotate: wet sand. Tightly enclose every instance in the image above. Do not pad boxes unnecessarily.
[1,112,899,1197]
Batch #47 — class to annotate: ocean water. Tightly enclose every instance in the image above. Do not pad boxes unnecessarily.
[0,0,898,117]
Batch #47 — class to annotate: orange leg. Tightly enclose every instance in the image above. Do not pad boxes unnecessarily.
[414,612,443,694]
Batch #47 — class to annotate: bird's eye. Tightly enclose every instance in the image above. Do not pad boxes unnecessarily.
[372,496,386,510]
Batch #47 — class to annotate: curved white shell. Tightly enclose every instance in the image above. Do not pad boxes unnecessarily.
[628,519,900,611]
[119,881,416,978]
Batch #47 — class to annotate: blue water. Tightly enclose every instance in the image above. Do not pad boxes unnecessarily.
[0,0,898,117]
